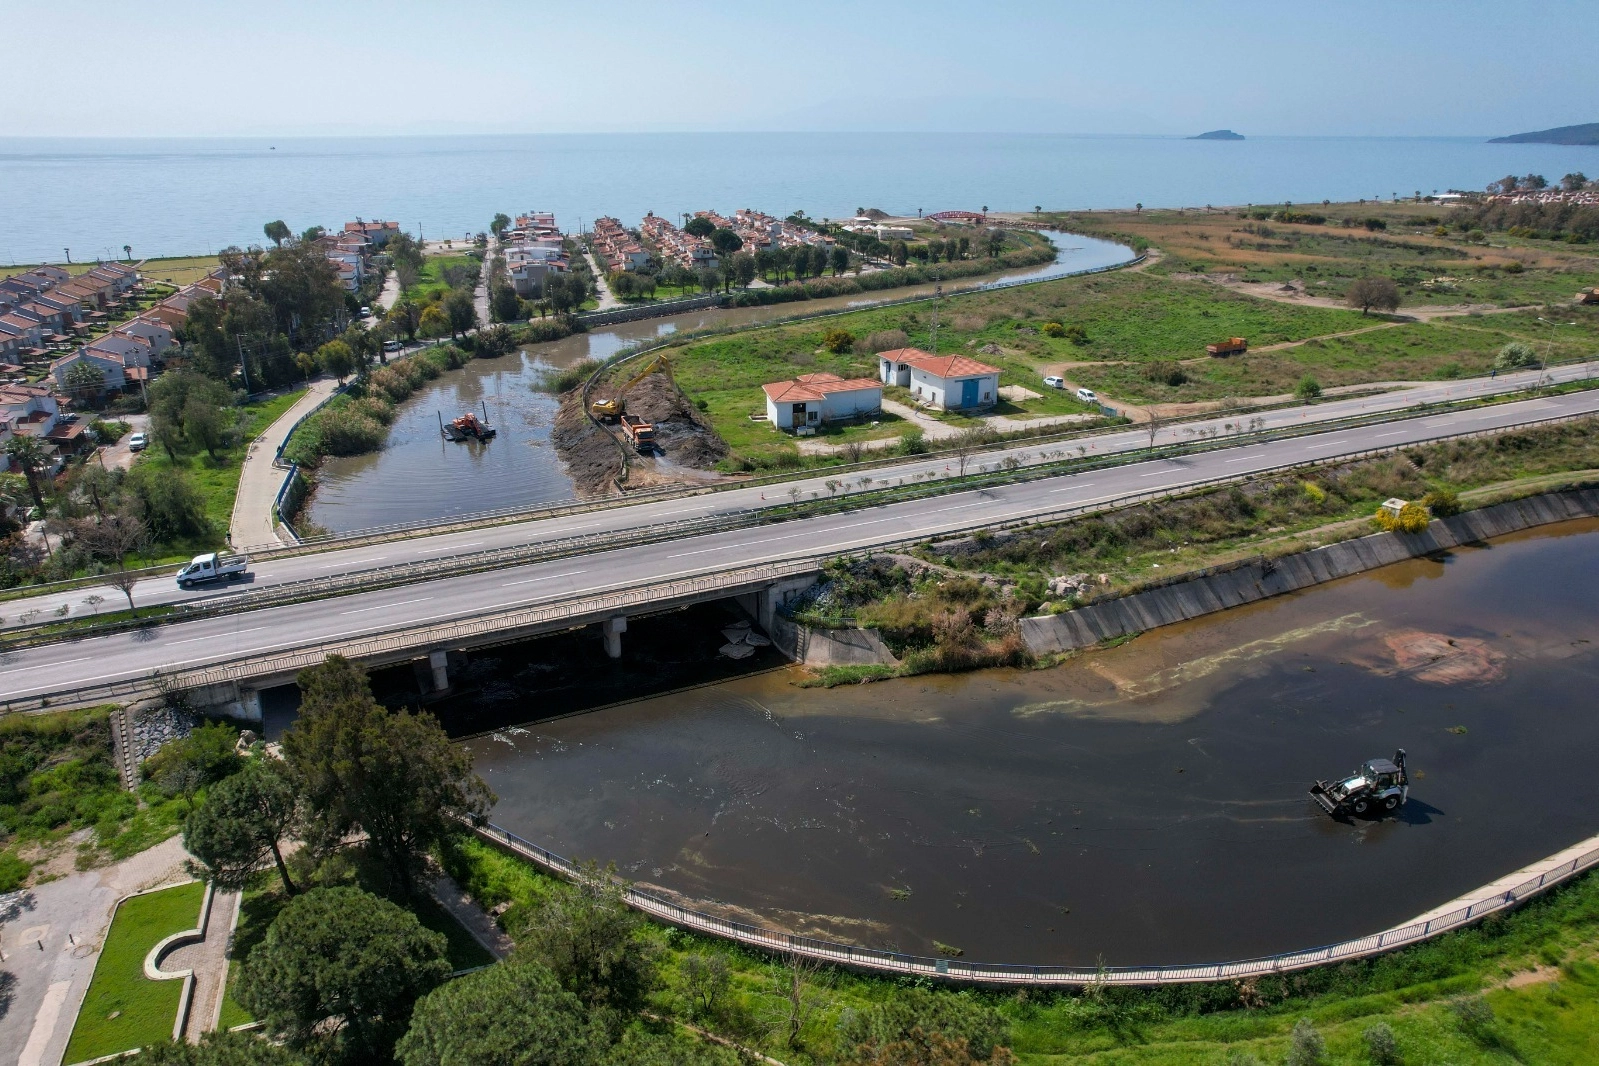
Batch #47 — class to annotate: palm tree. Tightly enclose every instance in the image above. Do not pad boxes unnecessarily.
[123,244,132,261]
[4,434,51,514]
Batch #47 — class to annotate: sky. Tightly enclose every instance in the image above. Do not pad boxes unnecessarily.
[4,0,1596,139]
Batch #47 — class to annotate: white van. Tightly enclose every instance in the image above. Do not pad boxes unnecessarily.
[1076,387,1097,403]
[1043,375,1065,389]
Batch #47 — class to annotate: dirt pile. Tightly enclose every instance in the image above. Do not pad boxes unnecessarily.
[551,389,623,496]
[621,372,729,469]
[1358,630,1508,685]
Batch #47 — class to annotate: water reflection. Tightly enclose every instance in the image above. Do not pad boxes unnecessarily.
[467,523,1599,965]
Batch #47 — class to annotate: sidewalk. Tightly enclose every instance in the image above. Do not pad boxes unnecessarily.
[2,837,190,1066]
[229,378,341,549]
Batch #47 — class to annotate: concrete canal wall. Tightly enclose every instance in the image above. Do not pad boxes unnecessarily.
[1021,486,1599,656]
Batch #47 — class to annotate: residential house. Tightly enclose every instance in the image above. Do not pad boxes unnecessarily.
[762,372,882,431]
[343,220,400,248]
[0,313,44,349]
[0,384,76,467]
[115,317,173,358]
[86,333,152,370]
[877,348,1000,411]
[49,348,126,394]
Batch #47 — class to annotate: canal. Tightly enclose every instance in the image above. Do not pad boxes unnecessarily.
[302,231,1134,533]
[461,520,1599,966]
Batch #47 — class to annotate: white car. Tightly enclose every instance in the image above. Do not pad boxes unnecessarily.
[127,432,148,452]
[383,339,402,353]
[1076,387,1098,403]
[1043,375,1065,389]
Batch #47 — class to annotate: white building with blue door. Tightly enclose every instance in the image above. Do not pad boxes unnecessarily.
[877,348,1000,411]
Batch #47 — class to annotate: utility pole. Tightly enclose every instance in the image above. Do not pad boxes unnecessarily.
[237,336,252,395]
[929,282,942,355]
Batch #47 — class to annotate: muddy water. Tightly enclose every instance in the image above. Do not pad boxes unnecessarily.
[304,231,1132,532]
[467,521,1599,966]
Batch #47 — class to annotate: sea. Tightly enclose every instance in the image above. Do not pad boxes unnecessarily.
[2,133,1596,265]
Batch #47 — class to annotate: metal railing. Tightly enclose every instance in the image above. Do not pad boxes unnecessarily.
[5,403,1598,660]
[479,822,1599,986]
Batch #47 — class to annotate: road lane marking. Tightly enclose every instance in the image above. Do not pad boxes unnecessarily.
[1307,440,1349,449]
[164,627,266,647]
[1139,470,1167,477]
[1049,483,1095,493]
[502,570,587,587]
[318,556,387,568]
[2,656,91,673]
[1373,431,1405,438]
[1223,456,1256,463]
[417,541,482,554]
[341,597,432,615]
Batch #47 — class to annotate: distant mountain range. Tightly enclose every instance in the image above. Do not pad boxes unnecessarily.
[1190,129,1244,141]
[1489,123,1599,146]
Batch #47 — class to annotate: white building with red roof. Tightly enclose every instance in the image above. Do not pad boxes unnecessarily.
[877,347,1000,411]
[762,372,882,431]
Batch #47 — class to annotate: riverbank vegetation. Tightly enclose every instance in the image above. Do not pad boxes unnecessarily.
[787,415,1599,691]
[434,824,1599,1066]
[0,708,237,892]
[282,344,470,468]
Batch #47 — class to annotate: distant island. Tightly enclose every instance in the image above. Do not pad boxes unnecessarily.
[1489,122,1599,146]
[1190,129,1245,141]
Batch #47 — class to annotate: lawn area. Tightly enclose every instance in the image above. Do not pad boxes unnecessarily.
[63,880,206,1063]
[658,269,1351,465]
[403,253,478,304]
[129,387,306,564]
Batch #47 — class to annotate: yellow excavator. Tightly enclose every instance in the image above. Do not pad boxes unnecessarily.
[589,353,673,421]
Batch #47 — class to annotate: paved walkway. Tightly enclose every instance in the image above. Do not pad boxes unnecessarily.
[376,269,400,311]
[1,837,190,1066]
[229,378,341,549]
[583,249,622,310]
[158,889,239,1043]
[430,874,512,961]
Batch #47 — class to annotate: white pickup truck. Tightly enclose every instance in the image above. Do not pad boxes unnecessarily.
[176,552,249,588]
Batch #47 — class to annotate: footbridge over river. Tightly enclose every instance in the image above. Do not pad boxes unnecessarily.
[5,385,1599,718]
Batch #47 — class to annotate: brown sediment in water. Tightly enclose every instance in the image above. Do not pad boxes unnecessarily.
[1369,630,1507,685]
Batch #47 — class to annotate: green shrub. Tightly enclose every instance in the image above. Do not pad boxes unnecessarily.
[1420,488,1460,516]
[1145,360,1188,386]
[822,328,854,353]
[1295,375,1323,400]
[0,851,31,891]
[1495,341,1538,370]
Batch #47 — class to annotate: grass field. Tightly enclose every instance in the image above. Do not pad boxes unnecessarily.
[63,880,206,1063]
[1,255,220,288]
[403,254,478,304]
[130,388,306,564]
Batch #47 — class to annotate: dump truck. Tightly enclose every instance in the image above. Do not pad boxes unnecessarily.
[1310,749,1409,817]
[1206,337,1248,356]
[176,551,249,589]
[620,414,655,453]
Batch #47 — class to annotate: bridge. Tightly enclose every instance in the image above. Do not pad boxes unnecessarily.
[3,378,1597,718]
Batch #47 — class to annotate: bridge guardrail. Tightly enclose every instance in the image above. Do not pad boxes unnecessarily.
[479,822,1599,986]
[3,404,1597,663]
[0,559,823,714]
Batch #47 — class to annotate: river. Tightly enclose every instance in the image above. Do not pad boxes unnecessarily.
[461,520,1599,966]
[302,230,1132,533]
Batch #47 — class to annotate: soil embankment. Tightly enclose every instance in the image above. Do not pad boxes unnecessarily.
[552,370,729,495]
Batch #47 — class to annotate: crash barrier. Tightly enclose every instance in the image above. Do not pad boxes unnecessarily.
[9,399,1596,660]
[0,560,822,715]
[479,822,1599,986]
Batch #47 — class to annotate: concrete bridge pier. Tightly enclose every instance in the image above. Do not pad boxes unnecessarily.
[752,575,822,634]
[428,650,451,692]
[601,616,627,659]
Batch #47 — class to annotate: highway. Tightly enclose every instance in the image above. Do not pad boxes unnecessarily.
[2,385,1596,703]
[3,361,1593,632]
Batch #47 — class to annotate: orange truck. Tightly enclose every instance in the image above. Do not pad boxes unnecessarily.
[1206,337,1248,356]
[620,414,655,453]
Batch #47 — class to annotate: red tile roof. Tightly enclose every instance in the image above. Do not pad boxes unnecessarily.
[877,347,1000,378]
[762,371,882,403]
